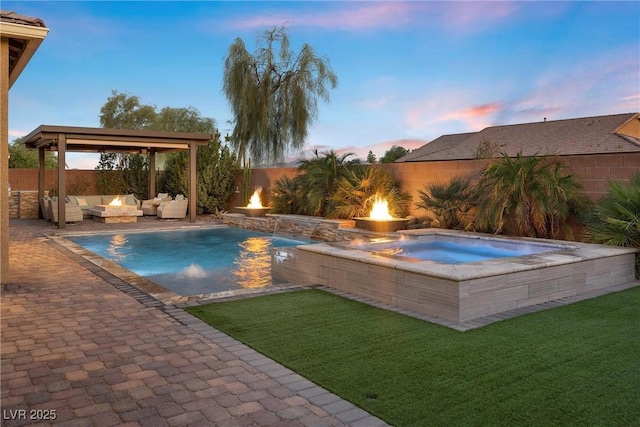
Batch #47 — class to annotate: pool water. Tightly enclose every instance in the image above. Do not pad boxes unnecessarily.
[67,227,306,296]
[352,238,558,264]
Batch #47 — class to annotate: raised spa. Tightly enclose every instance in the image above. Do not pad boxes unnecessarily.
[272,229,638,325]
[347,236,560,264]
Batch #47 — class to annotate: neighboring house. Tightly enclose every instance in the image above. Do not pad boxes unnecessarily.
[397,113,640,162]
[1,11,49,284]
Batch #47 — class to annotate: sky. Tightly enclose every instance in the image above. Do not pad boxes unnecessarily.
[6,0,639,169]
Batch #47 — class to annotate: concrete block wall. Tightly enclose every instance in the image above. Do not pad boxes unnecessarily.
[8,152,640,217]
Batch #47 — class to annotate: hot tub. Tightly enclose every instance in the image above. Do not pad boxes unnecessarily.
[272,229,638,325]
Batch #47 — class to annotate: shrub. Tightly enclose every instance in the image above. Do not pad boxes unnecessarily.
[159,135,238,214]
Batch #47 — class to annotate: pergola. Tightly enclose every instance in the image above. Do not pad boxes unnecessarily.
[22,125,213,229]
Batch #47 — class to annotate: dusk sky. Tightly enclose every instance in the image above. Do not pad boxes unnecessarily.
[5,1,639,168]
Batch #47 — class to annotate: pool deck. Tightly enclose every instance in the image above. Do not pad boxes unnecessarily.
[2,218,388,427]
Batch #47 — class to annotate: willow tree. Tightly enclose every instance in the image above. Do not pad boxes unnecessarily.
[223,26,338,165]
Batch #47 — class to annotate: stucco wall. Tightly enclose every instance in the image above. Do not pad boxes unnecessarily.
[1,37,10,284]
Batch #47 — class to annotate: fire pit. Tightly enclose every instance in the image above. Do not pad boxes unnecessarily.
[354,196,410,232]
[236,188,271,217]
[88,196,142,223]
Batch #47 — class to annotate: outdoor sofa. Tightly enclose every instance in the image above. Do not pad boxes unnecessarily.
[66,194,141,218]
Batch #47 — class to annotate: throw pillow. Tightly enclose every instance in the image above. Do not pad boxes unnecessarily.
[76,197,88,206]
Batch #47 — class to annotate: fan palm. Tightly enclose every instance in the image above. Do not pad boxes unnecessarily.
[584,172,640,247]
[584,172,640,278]
[416,175,472,229]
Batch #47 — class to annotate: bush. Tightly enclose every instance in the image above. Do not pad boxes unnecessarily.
[159,135,238,214]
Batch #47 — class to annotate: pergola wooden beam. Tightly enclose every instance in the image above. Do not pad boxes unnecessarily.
[22,125,212,229]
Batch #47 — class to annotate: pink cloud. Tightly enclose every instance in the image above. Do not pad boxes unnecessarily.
[455,103,503,119]
[224,1,521,33]
[226,2,416,31]
[404,95,504,138]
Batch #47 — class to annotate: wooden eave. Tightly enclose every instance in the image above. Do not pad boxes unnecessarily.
[0,20,49,88]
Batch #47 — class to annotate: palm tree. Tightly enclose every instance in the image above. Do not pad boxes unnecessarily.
[416,175,472,229]
[329,167,411,219]
[473,152,585,238]
[223,26,338,166]
[296,150,358,216]
[584,172,640,247]
[584,172,640,278]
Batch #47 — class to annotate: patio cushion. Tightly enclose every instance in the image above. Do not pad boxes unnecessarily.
[125,194,137,206]
[76,197,88,206]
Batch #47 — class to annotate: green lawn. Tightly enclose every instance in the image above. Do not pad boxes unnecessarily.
[186,288,640,426]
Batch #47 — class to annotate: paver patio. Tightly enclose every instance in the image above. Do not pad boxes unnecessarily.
[1,218,387,427]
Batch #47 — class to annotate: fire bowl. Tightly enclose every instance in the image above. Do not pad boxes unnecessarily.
[235,207,272,217]
[354,217,410,233]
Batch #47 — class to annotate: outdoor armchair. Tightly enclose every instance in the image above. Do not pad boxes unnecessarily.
[157,195,188,219]
[141,193,171,216]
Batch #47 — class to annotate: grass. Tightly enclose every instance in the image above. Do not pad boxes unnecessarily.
[186,288,640,426]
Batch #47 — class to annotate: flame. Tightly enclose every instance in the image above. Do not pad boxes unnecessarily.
[370,196,393,220]
[247,188,263,208]
[109,196,123,206]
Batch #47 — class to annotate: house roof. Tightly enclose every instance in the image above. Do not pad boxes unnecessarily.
[0,11,46,27]
[0,10,49,88]
[397,113,640,162]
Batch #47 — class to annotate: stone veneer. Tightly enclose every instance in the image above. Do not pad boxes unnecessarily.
[222,213,384,242]
[272,230,639,324]
[8,190,44,219]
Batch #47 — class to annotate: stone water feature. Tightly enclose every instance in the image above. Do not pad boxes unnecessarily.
[222,213,366,242]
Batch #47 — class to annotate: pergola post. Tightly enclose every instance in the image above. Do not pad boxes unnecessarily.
[148,151,156,199]
[57,133,66,228]
[189,142,197,223]
[38,147,44,218]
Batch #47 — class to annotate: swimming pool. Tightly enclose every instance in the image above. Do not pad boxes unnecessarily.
[67,227,306,296]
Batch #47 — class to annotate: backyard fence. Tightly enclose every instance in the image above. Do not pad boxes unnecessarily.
[9,152,640,219]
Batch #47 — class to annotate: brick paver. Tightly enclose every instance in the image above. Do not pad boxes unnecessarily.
[1,219,387,426]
